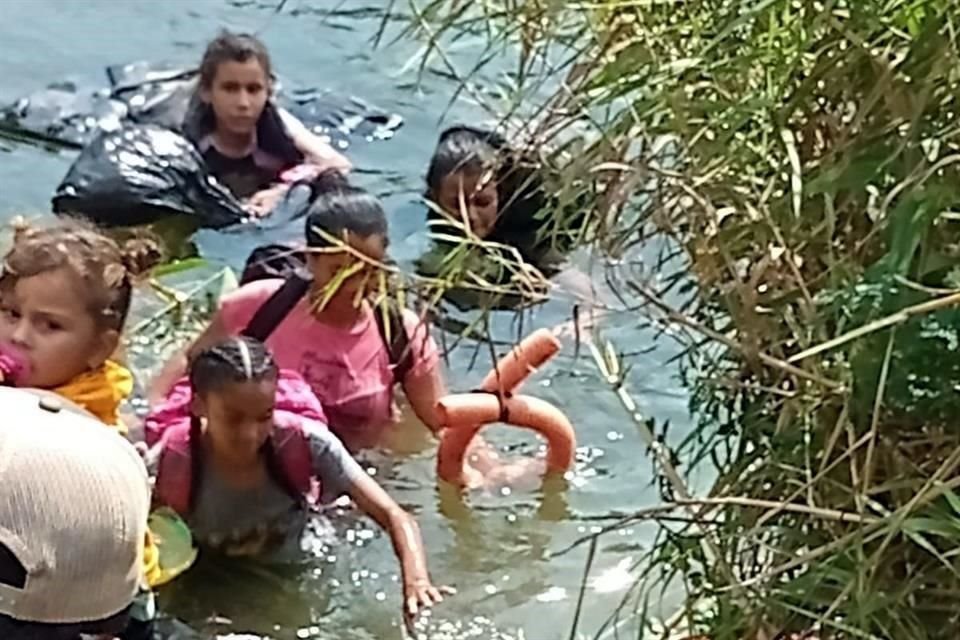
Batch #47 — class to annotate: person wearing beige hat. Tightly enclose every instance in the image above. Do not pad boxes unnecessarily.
[0,386,151,639]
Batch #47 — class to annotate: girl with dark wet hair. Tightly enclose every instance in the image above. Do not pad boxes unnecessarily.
[427,125,590,257]
[418,126,588,309]
[424,126,550,259]
[183,31,351,216]
[146,337,452,625]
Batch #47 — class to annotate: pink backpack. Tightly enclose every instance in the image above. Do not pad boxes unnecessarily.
[146,370,326,516]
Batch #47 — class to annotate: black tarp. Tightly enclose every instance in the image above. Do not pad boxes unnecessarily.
[52,124,248,229]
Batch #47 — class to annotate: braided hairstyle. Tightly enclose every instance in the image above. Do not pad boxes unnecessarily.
[187,337,291,508]
[188,336,278,398]
[0,219,162,332]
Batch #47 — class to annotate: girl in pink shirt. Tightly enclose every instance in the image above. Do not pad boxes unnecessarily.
[152,176,446,450]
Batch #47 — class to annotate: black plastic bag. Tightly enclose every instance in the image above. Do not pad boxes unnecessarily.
[52,123,247,229]
[0,82,127,149]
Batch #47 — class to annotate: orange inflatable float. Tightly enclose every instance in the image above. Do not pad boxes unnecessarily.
[436,328,576,487]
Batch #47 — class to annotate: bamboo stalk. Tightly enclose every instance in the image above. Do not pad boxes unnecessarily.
[787,291,960,364]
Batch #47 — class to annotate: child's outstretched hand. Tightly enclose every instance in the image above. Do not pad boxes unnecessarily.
[245,184,289,218]
[340,437,456,632]
[404,576,456,629]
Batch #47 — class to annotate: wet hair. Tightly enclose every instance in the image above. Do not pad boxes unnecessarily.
[184,31,303,166]
[198,30,272,90]
[0,219,162,332]
[189,336,278,398]
[425,126,501,194]
[303,172,389,249]
[187,337,294,510]
[425,126,548,250]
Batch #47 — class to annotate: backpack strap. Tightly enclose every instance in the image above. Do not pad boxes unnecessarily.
[373,301,414,384]
[153,422,196,517]
[242,271,312,342]
[242,267,416,384]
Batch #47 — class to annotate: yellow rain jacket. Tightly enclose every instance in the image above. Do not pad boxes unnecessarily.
[53,360,164,587]
[54,360,134,433]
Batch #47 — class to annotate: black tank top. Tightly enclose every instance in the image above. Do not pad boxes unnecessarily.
[202,146,278,200]
[183,97,305,200]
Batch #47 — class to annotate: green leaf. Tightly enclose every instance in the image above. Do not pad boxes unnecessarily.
[151,257,209,278]
[942,487,960,519]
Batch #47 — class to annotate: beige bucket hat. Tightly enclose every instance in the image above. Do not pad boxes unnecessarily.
[0,387,150,624]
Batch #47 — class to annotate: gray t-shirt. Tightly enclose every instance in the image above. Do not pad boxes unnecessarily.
[155,423,364,558]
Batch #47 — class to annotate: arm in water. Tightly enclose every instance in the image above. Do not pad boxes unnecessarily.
[245,184,290,218]
[398,311,504,471]
[349,470,454,627]
[245,108,353,217]
[395,308,461,438]
[548,265,609,341]
[307,423,452,624]
[401,363,447,437]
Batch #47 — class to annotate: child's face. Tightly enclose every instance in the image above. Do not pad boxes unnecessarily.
[196,378,277,466]
[201,58,270,139]
[0,268,116,388]
[437,169,499,239]
[306,232,387,308]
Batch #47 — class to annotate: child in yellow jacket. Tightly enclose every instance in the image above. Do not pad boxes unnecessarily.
[0,219,165,634]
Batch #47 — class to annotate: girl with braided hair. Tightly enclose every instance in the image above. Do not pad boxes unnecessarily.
[146,336,453,625]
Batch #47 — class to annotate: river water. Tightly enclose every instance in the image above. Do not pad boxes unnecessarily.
[0,2,694,638]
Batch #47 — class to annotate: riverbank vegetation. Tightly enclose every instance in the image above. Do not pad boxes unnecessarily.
[394,1,960,638]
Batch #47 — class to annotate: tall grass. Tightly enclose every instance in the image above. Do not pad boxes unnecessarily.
[391,1,960,638]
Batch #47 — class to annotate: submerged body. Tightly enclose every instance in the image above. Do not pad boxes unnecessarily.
[184,33,351,216]
[148,374,363,558]
[151,175,449,451]
[148,338,451,625]
[418,126,586,310]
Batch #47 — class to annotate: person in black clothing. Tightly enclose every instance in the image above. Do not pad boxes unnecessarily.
[424,126,551,260]
[182,31,351,216]
[418,126,587,309]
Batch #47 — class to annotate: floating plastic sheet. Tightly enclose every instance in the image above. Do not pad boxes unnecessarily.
[52,123,249,229]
